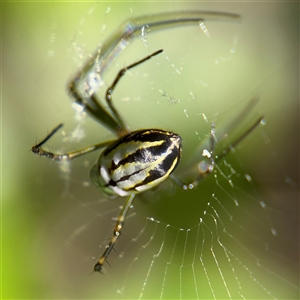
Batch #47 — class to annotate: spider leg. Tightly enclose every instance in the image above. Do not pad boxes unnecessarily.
[211,96,261,143]
[171,115,263,190]
[94,194,135,273]
[171,123,216,190]
[105,49,163,136]
[190,96,261,167]
[68,12,240,136]
[32,124,115,161]
[215,116,263,161]
[69,84,122,135]
[70,11,240,86]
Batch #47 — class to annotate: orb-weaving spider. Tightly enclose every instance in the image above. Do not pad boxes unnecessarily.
[32,11,262,273]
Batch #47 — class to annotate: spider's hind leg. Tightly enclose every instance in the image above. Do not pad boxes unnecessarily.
[94,194,136,273]
[171,123,216,190]
[171,114,263,190]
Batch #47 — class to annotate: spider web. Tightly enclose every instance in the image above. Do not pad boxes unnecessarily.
[3,2,298,300]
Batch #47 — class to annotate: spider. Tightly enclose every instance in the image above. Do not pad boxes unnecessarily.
[32,11,262,273]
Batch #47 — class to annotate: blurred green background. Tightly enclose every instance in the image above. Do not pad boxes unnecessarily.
[2,1,298,299]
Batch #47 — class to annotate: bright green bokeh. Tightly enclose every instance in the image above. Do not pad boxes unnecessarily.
[2,2,298,299]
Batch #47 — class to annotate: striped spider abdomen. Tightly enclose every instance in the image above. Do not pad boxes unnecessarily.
[91,129,182,197]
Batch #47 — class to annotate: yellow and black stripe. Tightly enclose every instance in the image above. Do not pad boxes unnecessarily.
[98,129,182,196]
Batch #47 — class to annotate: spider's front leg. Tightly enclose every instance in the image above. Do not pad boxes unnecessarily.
[68,12,240,136]
[69,49,163,138]
[93,194,135,273]
[32,123,115,161]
